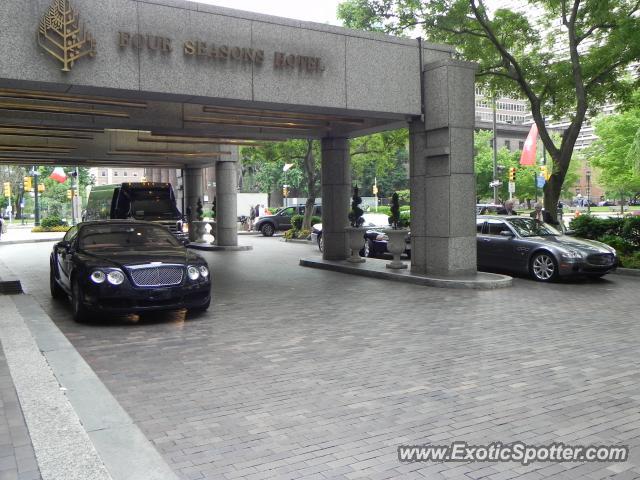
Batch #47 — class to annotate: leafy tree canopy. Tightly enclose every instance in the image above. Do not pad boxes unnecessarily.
[338,0,640,219]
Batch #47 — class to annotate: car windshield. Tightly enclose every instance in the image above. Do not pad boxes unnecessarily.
[127,189,178,218]
[508,218,561,237]
[79,224,181,250]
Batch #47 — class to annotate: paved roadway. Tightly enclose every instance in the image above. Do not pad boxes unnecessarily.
[2,237,640,480]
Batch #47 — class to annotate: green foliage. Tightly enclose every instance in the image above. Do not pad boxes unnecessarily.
[31,225,69,233]
[297,229,311,240]
[350,130,409,197]
[196,198,204,221]
[619,252,640,269]
[348,185,364,227]
[569,215,624,239]
[40,216,66,229]
[337,0,640,212]
[598,235,635,255]
[291,214,304,231]
[389,192,400,229]
[283,228,296,240]
[396,189,410,204]
[588,93,640,198]
[399,210,410,228]
[371,206,391,215]
[621,216,640,246]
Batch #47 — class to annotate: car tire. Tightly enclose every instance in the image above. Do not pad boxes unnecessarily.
[261,223,275,237]
[530,251,559,282]
[189,298,211,315]
[71,279,90,323]
[363,239,375,258]
[317,234,324,253]
[49,265,66,300]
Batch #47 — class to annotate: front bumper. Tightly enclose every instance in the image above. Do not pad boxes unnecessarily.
[558,258,618,276]
[82,281,211,313]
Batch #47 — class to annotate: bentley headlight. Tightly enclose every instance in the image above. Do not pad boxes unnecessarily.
[90,270,106,284]
[199,266,209,278]
[187,266,200,280]
[107,270,125,285]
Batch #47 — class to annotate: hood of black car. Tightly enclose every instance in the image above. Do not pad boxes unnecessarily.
[82,247,200,267]
[529,235,614,253]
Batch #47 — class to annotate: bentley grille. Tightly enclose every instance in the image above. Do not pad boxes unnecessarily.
[587,253,615,266]
[127,265,184,287]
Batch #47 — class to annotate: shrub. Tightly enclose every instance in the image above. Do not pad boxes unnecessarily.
[371,206,391,216]
[621,216,640,246]
[32,225,69,233]
[311,215,321,226]
[291,214,304,230]
[599,235,635,255]
[569,215,623,239]
[40,216,66,229]
[297,229,311,240]
[619,252,640,269]
[389,192,400,229]
[283,229,296,240]
[400,210,411,228]
[348,186,364,227]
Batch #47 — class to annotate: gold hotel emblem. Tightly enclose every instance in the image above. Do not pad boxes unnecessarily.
[37,0,96,72]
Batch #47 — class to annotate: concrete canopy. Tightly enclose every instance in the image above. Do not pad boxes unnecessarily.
[0,0,453,168]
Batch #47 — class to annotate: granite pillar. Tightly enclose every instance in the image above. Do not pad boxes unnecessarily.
[183,168,203,222]
[321,137,351,261]
[411,59,478,275]
[215,160,238,247]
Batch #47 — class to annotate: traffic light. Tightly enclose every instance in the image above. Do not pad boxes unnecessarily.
[282,185,289,198]
[23,176,32,192]
[66,189,73,200]
[3,182,10,198]
[38,183,45,193]
[508,167,516,182]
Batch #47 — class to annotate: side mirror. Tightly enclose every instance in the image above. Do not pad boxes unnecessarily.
[58,240,71,252]
[564,229,575,236]
[499,230,514,237]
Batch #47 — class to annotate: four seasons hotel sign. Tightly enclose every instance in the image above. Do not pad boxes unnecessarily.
[37,0,97,72]
[36,0,325,75]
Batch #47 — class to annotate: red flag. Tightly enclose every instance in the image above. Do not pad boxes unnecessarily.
[49,167,67,183]
[519,123,538,166]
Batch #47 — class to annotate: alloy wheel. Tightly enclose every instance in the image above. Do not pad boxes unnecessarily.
[531,253,557,281]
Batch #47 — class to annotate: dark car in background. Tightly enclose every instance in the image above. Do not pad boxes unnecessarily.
[50,220,211,321]
[311,213,411,258]
[255,204,322,236]
[477,216,618,281]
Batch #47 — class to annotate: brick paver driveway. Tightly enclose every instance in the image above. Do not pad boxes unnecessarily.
[3,238,640,479]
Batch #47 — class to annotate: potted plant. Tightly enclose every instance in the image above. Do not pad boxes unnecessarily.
[345,185,366,263]
[384,192,408,269]
[190,198,208,243]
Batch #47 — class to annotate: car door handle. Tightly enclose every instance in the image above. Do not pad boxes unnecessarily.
[481,238,491,242]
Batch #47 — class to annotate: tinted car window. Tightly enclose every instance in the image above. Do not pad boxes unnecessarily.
[476,220,485,233]
[279,207,296,216]
[79,224,180,250]
[486,220,509,235]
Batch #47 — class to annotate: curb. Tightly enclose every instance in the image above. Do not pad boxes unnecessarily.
[188,244,253,251]
[0,237,63,245]
[300,258,512,290]
[282,238,313,245]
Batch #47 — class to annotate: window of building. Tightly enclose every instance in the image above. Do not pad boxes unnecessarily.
[101,171,106,177]
[123,171,128,177]
[113,171,118,177]
[504,140,511,150]
[133,172,138,177]
[519,141,525,150]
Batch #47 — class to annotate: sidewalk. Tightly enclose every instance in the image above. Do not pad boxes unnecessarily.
[0,228,65,245]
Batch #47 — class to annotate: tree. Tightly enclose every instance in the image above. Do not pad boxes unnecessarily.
[240,140,320,228]
[588,96,640,208]
[350,130,409,198]
[337,0,640,221]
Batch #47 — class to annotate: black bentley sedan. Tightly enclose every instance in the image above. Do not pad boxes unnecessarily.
[50,220,211,321]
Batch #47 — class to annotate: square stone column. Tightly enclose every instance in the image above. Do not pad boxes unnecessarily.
[411,59,478,275]
[183,167,204,222]
[321,137,351,260]
[215,159,238,247]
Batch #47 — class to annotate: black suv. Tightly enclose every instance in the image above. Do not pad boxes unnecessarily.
[254,204,322,236]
